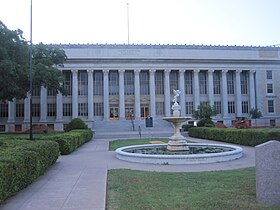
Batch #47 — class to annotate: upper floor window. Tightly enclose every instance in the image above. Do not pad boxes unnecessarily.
[78,71,88,96]
[199,71,207,94]
[266,70,272,80]
[140,71,149,95]
[93,71,103,96]
[109,71,119,96]
[213,71,221,94]
[63,71,72,96]
[170,71,178,94]
[267,83,273,94]
[185,71,193,94]
[155,71,164,95]
[241,71,248,94]
[227,71,235,94]
[268,100,274,113]
[124,71,134,95]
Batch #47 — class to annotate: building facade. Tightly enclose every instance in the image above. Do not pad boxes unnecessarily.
[1,44,280,132]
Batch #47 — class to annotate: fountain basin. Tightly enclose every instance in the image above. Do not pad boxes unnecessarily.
[115,143,243,165]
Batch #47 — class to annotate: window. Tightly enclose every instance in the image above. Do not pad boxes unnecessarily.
[63,103,72,116]
[109,71,119,95]
[267,83,273,94]
[185,71,193,94]
[16,103,24,117]
[155,71,164,94]
[0,103,8,118]
[140,71,149,95]
[170,71,178,94]
[47,87,56,96]
[214,101,222,114]
[124,71,134,95]
[242,101,249,113]
[266,70,272,79]
[63,71,72,95]
[32,86,40,96]
[156,102,164,115]
[228,101,235,114]
[93,71,103,95]
[227,71,234,94]
[94,103,104,116]
[186,101,193,114]
[32,104,40,117]
[78,103,88,116]
[213,71,221,94]
[78,71,88,96]
[268,100,274,113]
[241,71,248,94]
[200,101,208,106]
[199,71,207,94]
[47,103,56,117]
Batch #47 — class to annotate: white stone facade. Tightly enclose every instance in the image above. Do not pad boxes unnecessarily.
[1,44,280,132]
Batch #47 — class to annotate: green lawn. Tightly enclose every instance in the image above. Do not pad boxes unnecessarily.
[107,168,280,210]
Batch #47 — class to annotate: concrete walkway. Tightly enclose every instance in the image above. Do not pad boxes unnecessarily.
[0,133,255,210]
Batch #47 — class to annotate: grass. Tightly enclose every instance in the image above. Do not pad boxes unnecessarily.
[109,138,169,151]
[107,168,280,210]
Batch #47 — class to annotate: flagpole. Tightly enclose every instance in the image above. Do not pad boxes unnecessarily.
[127,2,130,44]
[29,0,33,140]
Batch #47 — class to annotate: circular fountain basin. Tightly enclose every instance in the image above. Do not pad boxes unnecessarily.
[115,143,243,165]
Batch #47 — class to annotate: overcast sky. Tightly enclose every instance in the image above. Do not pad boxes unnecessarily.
[1,0,280,46]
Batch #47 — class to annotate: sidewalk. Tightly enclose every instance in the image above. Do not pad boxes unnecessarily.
[0,134,255,210]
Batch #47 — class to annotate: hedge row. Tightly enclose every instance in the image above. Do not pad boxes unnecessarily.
[0,139,59,204]
[35,129,93,155]
[188,127,280,146]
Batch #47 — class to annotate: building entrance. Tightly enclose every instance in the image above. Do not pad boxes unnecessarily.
[125,106,134,120]
[110,107,119,120]
[141,106,149,119]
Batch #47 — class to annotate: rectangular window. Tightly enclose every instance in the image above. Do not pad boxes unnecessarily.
[32,104,40,117]
[213,71,221,94]
[78,71,88,96]
[32,86,40,97]
[186,101,193,114]
[199,71,207,94]
[93,70,103,95]
[63,103,72,116]
[185,71,193,94]
[268,100,274,113]
[94,103,104,116]
[47,103,56,117]
[228,101,235,114]
[200,101,208,106]
[156,102,164,115]
[241,71,248,94]
[63,71,72,95]
[47,87,56,96]
[227,71,235,94]
[0,103,8,118]
[267,83,273,94]
[140,71,149,95]
[242,101,249,113]
[78,103,88,116]
[109,71,119,95]
[266,70,272,79]
[16,103,24,117]
[214,101,222,114]
[124,71,134,95]
[155,71,164,95]
[169,71,178,94]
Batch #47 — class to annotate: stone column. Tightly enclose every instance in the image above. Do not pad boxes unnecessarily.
[72,69,78,118]
[118,69,125,119]
[8,100,15,123]
[55,91,63,131]
[249,70,256,109]
[193,69,200,109]
[134,69,141,119]
[149,69,156,118]
[24,94,30,122]
[87,69,94,120]
[235,70,242,117]
[208,69,214,106]
[179,69,186,116]
[164,69,171,116]
[103,69,110,120]
[40,86,47,122]
[221,70,228,117]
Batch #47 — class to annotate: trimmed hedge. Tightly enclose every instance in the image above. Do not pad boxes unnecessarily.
[188,127,280,146]
[0,139,59,204]
[36,129,93,155]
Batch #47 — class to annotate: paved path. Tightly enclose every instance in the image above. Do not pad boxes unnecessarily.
[0,134,255,210]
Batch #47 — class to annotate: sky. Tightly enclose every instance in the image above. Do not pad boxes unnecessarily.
[1,0,280,46]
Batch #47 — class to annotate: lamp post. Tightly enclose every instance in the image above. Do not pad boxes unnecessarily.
[29,0,33,140]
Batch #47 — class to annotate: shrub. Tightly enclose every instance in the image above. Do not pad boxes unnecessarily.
[197,118,215,127]
[181,124,195,131]
[65,118,88,132]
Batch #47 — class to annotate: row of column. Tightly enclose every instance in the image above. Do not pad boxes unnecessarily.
[17,68,256,122]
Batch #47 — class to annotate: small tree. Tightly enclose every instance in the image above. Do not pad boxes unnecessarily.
[192,104,217,127]
[249,108,262,127]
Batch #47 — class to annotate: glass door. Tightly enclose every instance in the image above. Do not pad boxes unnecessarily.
[110,107,119,120]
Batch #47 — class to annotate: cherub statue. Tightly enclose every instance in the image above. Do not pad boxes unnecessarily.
[172,89,181,103]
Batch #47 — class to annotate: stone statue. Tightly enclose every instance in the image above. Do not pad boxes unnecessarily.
[173,89,181,103]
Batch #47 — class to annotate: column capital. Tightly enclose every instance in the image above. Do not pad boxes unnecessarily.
[179,69,186,74]
[250,70,256,74]
[193,69,200,73]
[71,69,79,74]
[134,69,141,74]
[208,69,215,73]
[87,69,94,74]
[118,69,125,74]
[149,69,156,74]
[164,69,171,74]
[235,69,242,74]
[102,69,109,74]
[222,69,228,74]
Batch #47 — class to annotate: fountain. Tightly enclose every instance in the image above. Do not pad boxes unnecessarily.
[115,90,243,165]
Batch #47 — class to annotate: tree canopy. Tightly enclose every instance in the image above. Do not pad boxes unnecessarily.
[192,104,217,120]
[0,21,67,101]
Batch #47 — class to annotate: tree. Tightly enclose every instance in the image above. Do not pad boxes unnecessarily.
[249,108,262,127]
[0,21,67,101]
[192,104,217,127]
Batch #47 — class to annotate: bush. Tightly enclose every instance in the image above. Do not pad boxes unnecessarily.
[0,139,59,204]
[182,124,195,131]
[197,118,215,127]
[65,118,88,132]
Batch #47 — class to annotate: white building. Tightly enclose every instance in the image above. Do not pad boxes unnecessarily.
[1,44,280,132]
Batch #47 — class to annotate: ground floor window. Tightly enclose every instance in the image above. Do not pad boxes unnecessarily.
[63,103,72,116]
[16,103,24,117]
[78,103,88,116]
[214,101,221,114]
[156,102,164,115]
[94,103,104,116]
[186,101,193,114]
[0,103,8,118]
[242,101,249,113]
[268,100,274,113]
[47,103,56,117]
[228,101,235,114]
[32,104,40,117]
